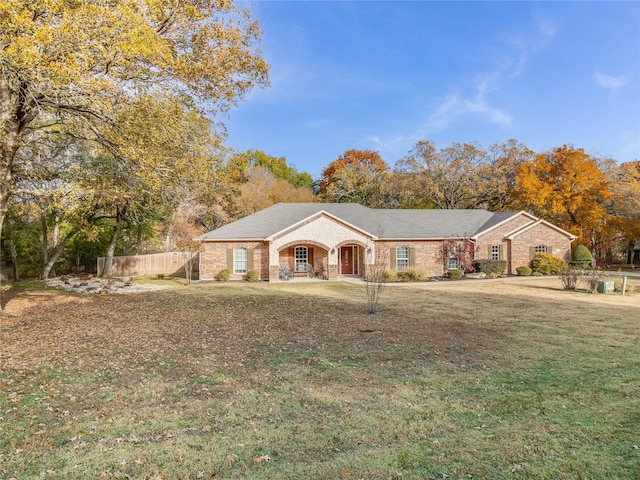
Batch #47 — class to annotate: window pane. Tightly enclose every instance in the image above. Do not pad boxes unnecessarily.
[295,246,308,272]
[234,248,247,274]
[396,246,409,271]
[491,245,500,260]
[535,245,547,253]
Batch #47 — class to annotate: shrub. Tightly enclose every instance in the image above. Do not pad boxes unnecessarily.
[156,273,165,279]
[559,266,580,290]
[473,260,507,275]
[218,269,230,282]
[382,270,396,282]
[447,269,463,280]
[572,245,593,268]
[397,268,426,282]
[531,253,566,275]
[580,269,602,293]
[247,270,260,282]
[516,266,532,276]
[531,271,543,276]
[614,281,633,293]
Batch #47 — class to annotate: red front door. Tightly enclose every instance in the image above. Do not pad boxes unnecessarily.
[340,246,356,275]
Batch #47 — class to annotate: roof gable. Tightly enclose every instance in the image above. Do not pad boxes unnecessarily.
[266,210,378,241]
[506,219,577,240]
[471,211,537,239]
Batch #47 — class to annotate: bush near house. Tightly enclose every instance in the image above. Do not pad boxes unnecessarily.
[572,244,593,268]
[516,266,532,276]
[447,269,463,280]
[218,269,230,282]
[397,269,426,282]
[247,271,260,282]
[473,260,508,276]
[531,253,567,275]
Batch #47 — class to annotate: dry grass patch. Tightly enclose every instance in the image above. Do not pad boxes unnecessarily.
[1,277,638,479]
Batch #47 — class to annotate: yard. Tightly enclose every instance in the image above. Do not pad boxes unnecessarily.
[1,277,639,479]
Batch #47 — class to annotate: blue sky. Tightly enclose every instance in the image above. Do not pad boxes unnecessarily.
[226,1,640,179]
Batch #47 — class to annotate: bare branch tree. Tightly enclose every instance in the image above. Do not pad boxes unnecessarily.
[364,233,388,314]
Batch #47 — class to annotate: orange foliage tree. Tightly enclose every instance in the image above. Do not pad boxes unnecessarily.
[609,160,640,263]
[515,145,612,249]
[319,150,389,192]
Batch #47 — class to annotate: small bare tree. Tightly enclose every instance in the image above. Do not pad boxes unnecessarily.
[364,238,389,314]
[169,204,205,284]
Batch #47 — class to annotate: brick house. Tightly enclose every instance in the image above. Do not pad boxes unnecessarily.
[197,203,576,281]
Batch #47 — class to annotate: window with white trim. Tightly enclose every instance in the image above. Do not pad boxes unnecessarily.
[447,245,460,270]
[396,246,409,271]
[233,248,247,274]
[490,245,500,260]
[295,246,308,272]
[447,257,460,270]
[534,245,547,254]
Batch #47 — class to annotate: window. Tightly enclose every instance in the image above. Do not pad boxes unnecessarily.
[534,245,547,254]
[295,246,308,272]
[396,246,409,271]
[490,245,501,260]
[447,245,460,270]
[447,257,460,270]
[233,248,247,274]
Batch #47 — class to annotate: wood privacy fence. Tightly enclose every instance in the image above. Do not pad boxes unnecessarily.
[97,252,199,277]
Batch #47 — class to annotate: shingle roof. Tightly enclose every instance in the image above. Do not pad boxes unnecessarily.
[197,203,518,241]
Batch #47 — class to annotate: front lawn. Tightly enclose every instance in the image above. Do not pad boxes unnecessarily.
[1,278,638,479]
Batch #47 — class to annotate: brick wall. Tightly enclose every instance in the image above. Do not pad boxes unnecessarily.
[199,241,269,281]
[475,215,533,274]
[510,223,573,271]
[374,240,445,277]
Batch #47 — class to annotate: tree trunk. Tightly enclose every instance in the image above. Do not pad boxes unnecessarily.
[10,238,19,282]
[101,221,121,278]
[41,229,77,279]
[0,243,7,285]
[40,211,50,266]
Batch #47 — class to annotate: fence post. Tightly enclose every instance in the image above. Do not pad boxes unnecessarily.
[621,276,627,296]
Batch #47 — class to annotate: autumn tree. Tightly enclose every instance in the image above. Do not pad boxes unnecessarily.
[168,203,206,284]
[479,139,535,211]
[395,141,488,209]
[608,160,640,263]
[231,150,314,188]
[318,149,389,206]
[0,0,269,302]
[515,145,612,249]
[235,167,317,217]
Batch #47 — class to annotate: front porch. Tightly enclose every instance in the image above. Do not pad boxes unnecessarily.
[271,242,366,281]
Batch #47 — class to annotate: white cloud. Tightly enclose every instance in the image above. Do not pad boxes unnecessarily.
[365,14,556,159]
[595,71,630,90]
[426,89,512,132]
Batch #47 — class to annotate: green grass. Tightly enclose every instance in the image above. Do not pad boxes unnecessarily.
[1,278,639,479]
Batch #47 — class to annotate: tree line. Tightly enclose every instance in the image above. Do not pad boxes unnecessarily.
[316,143,639,265]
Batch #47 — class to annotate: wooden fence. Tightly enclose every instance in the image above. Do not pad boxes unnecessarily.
[97,252,199,277]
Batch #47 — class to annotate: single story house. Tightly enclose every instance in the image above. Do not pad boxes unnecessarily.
[197,203,577,282]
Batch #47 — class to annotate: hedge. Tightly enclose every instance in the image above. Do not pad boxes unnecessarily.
[473,260,508,275]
